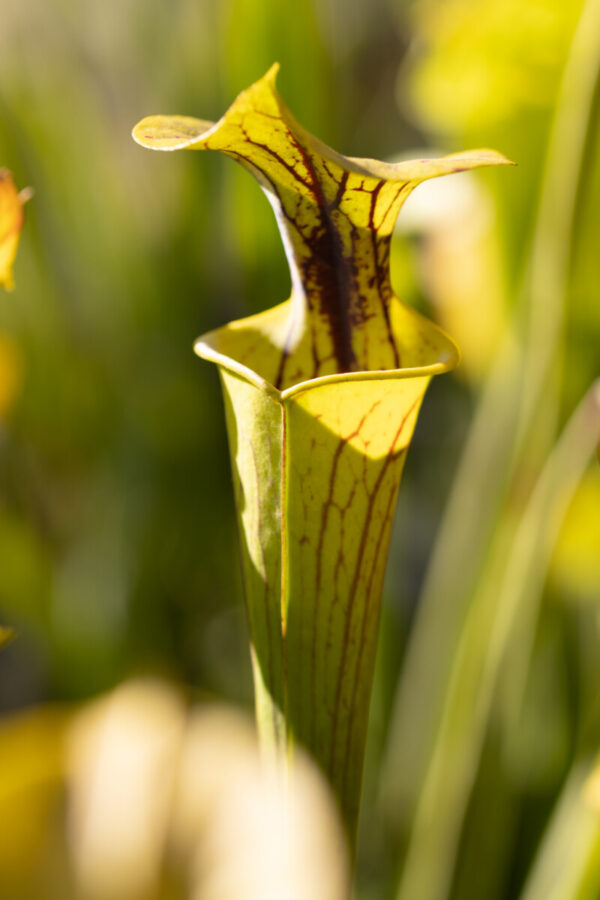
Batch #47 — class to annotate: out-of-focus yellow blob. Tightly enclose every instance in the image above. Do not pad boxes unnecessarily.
[0,679,351,899]
[551,468,600,603]
[0,707,69,895]
[0,626,14,649]
[405,0,582,132]
[67,679,186,900]
[583,757,600,813]
[0,334,23,418]
[64,679,349,900]
[0,169,28,291]
[397,169,508,381]
[171,706,350,900]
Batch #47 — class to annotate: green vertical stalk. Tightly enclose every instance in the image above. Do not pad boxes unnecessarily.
[396,381,600,900]
[386,3,600,892]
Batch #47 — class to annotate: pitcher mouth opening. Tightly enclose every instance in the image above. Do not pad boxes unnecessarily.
[194,328,460,402]
[193,287,460,401]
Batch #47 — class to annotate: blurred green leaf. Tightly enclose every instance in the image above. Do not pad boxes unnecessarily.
[520,758,600,900]
[385,4,600,895]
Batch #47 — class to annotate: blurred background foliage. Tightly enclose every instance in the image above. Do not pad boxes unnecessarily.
[0,0,599,897]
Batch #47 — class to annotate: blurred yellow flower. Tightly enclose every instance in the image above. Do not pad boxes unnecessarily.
[0,334,23,418]
[0,627,14,649]
[0,169,29,291]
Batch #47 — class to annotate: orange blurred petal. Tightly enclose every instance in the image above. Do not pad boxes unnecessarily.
[0,169,27,291]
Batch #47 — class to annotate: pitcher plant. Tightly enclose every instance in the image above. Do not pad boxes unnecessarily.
[133,64,511,841]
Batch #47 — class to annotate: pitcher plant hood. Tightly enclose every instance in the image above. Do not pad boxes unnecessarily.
[133,63,512,396]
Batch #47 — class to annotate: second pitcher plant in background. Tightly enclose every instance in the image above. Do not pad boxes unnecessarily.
[133,65,511,842]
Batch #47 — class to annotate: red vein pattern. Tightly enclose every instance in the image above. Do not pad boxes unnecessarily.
[284,381,427,834]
